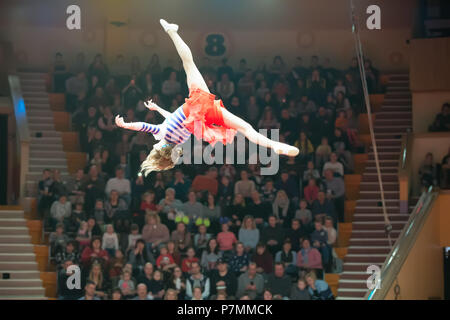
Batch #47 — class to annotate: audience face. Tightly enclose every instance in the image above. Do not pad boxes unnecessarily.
[85,283,96,297]
[274,264,285,277]
[137,284,148,299]
[268,216,277,228]
[291,219,300,231]
[302,239,311,250]
[318,191,325,202]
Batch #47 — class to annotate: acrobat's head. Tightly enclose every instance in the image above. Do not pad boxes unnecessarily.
[140,141,182,176]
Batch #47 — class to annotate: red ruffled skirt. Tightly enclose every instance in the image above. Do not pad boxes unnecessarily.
[182,86,236,146]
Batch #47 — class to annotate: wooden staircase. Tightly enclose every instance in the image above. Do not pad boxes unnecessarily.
[336,74,414,299]
[0,206,47,299]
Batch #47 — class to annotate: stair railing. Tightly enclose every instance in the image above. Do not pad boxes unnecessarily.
[8,75,30,200]
[365,186,439,300]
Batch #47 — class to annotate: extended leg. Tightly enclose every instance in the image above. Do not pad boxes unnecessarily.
[160,19,209,93]
[221,108,300,157]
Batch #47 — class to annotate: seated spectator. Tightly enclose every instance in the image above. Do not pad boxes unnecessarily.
[216,73,235,103]
[429,103,450,132]
[170,170,191,202]
[217,222,237,254]
[238,216,260,251]
[185,262,210,300]
[419,152,438,190]
[311,221,332,272]
[290,278,312,300]
[335,91,351,111]
[234,170,256,199]
[305,271,334,300]
[50,223,70,257]
[93,199,106,227]
[76,221,91,248]
[105,167,131,205]
[228,242,250,275]
[201,238,222,272]
[260,178,278,204]
[331,128,354,173]
[193,224,212,252]
[322,152,344,177]
[315,137,332,169]
[312,191,336,224]
[248,190,271,227]
[82,165,105,212]
[236,262,264,300]
[275,171,299,200]
[102,224,119,257]
[181,247,199,273]
[147,269,165,300]
[79,280,101,300]
[192,167,219,196]
[226,194,246,228]
[142,213,170,251]
[118,270,136,299]
[81,236,110,270]
[55,241,79,270]
[68,201,86,233]
[303,161,321,184]
[323,169,345,223]
[129,239,156,277]
[202,193,221,223]
[294,131,314,165]
[104,190,128,226]
[266,263,292,299]
[182,191,204,222]
[108,250,125,281]
[275,239,297,276]
[133,283,151,300]
[38,169,54,218]
[258,107,280,130]
[303,179,319,206]
[50,194,71,231]
[324,216,337,246]
[171,222,192,247]
[158,188,183,227]
[136,262,154,291]
[262,216,285,255]
[88,261,111,299]
[285,219,308,252]
[210,259,238,299]
[66,169,85,205]
[296,238,323,275]
[165,266,187,300]
[251,243,273,275]
[272,190,292,227]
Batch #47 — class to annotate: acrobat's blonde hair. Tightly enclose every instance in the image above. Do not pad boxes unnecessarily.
[140,144,182,176]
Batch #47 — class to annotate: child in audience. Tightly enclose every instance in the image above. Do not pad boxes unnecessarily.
[49,223,70,256]
[118,270,136,299]
[127,224,142,254]
[193,224,212,253]
[102,224,119,257]
[156,245,176,271]
[148,270,165,300]
[181,247,199,273]
[75,221,91,248]
[217,222,237,257]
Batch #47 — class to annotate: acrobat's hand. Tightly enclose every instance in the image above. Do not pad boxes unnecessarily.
[144,99,158,111]
[115,115,127,128]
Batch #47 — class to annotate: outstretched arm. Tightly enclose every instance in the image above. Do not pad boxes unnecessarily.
[115,115,161,135]
[144,99,172,119]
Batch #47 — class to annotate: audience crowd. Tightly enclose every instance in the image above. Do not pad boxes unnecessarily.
[39,52,380,300]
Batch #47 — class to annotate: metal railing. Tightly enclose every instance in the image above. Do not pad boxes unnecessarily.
[8,75,30,200]
[365,186,439,300]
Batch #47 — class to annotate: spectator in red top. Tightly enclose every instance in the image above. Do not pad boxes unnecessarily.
[140,191,158,212]
[217,222,237,253]
[251,243,273,275]
[81,236,109,269]
[156,245,176,270]
[181,247,199,273]
[192,167,219,196]
[304,178,319,205]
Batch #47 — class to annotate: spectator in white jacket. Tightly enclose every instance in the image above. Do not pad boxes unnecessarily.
[105,166,131,205]
[50,194,71,230]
